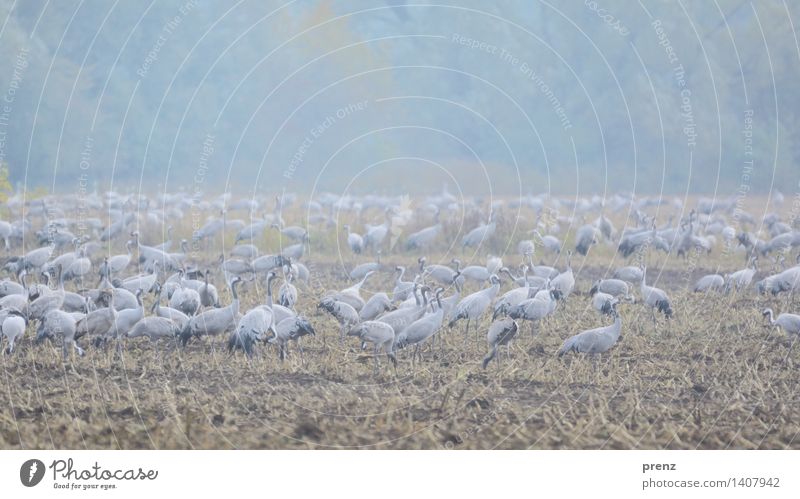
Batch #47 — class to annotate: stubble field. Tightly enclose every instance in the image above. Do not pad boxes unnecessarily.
[1,198,799,449]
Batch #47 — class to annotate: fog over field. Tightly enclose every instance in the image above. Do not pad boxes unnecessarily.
[0,1,798,195]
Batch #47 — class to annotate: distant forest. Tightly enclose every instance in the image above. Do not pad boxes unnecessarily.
[0,1,797,195]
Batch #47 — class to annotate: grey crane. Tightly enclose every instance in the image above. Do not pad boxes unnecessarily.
[395,289,445,362]
[0,274,25,297]
[273,223,308,242]
[550,251,575,299]
[452,259,491,284]
[349,250,382,281]
[405,223,441,251]
[462,218,496,249]
[28,266,66,321]
[75,291,118,342]
[493,266,531,319]
[169,282,201,316]
[41,308,83,357]
[419,257,462,287]
[266,316,316,362]
[219,254,253,277]
[235,218,270,244]
[558,304,622,356]
[318,297,360,344]
[1,309,27,354]
[377,285,430,340]
[278,270,298,309]
[726,256,758,293]
[346,320,397,372]
[594,213,616,241]
[574,224,598,256]
[131,231,178,271]
[613,265,644,283]
[332,270,374,311]
[230,244,260,260]
[448,275,501,343]
[591,290,619,316]
[391,266,414,303]
[127,317,181,352]
[199,270,220,307]
[363,207,394,253]
[281,242,306,261]
[762,308,800,337]
[21,245,55,272]
[531,230,562,255]
[589,278,632,299]
[640,266,673,324]
[507,289,559,335]
[181,277,243,346]
[120,261,160,293]
[482,317,518,369]
[107,289,145,339]
[360,292,393,321]
[252,253,290,274]
[693,274,725,293]
[343,224,364,254]
[153,295,190,330]
[100,241,133,279]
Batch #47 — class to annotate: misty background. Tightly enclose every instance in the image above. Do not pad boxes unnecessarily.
[0,0,797,196]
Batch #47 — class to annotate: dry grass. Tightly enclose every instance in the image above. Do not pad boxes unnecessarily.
[2,199,799,449]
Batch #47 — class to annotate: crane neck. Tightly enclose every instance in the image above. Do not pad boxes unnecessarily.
[610,314,622,340]
[266,274,275,308]
[57,266,65,292]
[229,279,241,316]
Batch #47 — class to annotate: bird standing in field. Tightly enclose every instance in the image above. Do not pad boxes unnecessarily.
[762,308,800,338]
[558,302,622,356]
[640,266,673,326]
[359,292,392,321]
[1,310,27,354]
[347,320,397,373]
[693,274,725,293]
[395,288,445,363]
[349,250,382,281]
[482,317,518,369]
[318,297,360,344]
[278,269,298,309]
[181,277,242,346]
[550,251,575,299]
[448,275,501,343]
[343,224,364,254]
[267,315,316,362]
[726,256,758,293]
[462,217,496,250]
[391,266,414,303]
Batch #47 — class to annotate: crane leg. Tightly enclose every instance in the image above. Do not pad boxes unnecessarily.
[463,320,470,345]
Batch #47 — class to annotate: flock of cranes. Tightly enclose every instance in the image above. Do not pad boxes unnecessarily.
[0,188,799,373]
